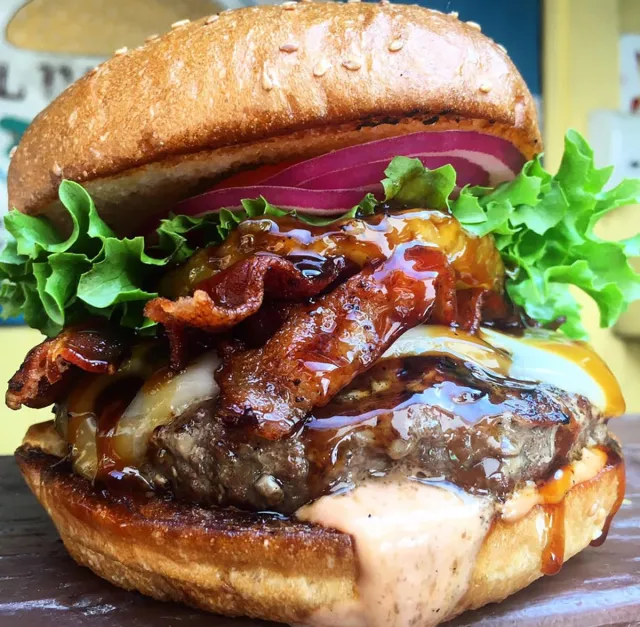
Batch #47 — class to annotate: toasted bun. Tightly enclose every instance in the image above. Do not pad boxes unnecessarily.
[17,421,623,625]
[8,2,540,236]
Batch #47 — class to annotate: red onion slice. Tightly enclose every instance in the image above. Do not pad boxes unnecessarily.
[175,185,370,217]
[264,131,525,188]
[298,156,489,191]
[174,131,526,219]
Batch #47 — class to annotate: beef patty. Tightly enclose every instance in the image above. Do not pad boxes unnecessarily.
[147,356,608,514]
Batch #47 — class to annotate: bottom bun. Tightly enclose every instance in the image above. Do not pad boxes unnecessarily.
[17,421,625,625]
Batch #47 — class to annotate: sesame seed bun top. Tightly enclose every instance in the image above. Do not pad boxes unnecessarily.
[8,1,540,235]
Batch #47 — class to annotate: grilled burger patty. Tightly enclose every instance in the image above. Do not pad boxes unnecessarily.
[147,356,608,514]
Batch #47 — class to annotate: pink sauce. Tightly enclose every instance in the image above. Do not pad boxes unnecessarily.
[296,477,493,627]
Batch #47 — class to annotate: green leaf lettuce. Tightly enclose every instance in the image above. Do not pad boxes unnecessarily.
[0,184,375,335]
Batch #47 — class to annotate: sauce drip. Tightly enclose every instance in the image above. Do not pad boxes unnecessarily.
[534,446,624,573]
[590,448,626,547]
[537,451,591,575]
[540,502,566,576]
[61,343,166,491]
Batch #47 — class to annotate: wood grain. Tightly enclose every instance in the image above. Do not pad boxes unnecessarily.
[0,418,638,627]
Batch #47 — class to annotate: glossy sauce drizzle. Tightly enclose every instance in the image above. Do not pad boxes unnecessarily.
[303,356,573,500]
[160,209,504,298]
[94,376,147,492]
[59,344,165,491]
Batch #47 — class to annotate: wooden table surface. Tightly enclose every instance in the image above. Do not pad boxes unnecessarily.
[1,418,638,627]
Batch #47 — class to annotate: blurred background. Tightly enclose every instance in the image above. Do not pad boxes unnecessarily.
[0,0,638,452]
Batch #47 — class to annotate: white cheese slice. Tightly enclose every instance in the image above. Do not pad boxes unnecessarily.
[113,351,221,465]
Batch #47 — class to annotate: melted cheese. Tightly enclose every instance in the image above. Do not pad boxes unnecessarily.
[296,478,493,627]
[383,325,624,416]
[111,352,220,465]
[481,329,625,417]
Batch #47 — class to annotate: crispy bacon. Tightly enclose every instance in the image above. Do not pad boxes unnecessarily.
[145,254,348,335]
[455,288,525,333]
[456,289,489,334]
[6,323,129,410]
[216,245,455,439]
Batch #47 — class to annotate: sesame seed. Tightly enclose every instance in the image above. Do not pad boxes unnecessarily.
[220,8,233,15]
[282,1,297,9]
[497,43,507,54]
[279,42,299,53]
[205,15,219,24]
[171,19,190,29]
[52,163,63,176]
[262,69,275,91]
[342,58,362,71]
[313,59,331,77]
[348,0,362,3]
[114,47,128,55]
[388,39,404,52]
[145,33,159,42]
[466,21,481,31]
[449,11,459,18]
[479,82,492,93]
[8,146,16,159]
[380,0,390,5]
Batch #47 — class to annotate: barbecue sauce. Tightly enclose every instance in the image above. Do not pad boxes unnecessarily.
[159,209,504,298]
[304,355,574,498]
[94,376,148,493]
[590,448,626,547]
[534,446,625,574]
[54,322,130,373]
[539,500,568,575]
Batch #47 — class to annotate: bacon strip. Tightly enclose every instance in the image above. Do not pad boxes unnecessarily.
[455,288,524,333]
[216,244,455,439]
[145,254,348,335]
[6,323,128,410]
[456,289,488,334]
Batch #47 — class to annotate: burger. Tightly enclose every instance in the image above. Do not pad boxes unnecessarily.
[2,3,637,626]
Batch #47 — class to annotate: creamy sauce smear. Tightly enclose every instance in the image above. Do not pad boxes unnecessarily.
[296,478,493,627]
